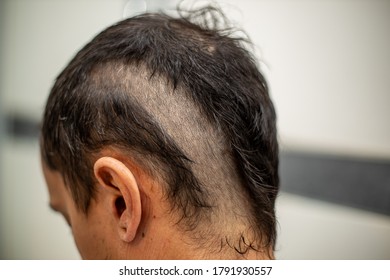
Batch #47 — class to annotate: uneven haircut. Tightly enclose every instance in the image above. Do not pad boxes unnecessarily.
[41,6,279,252]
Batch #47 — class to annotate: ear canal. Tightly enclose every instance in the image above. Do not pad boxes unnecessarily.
[115,196,126,217]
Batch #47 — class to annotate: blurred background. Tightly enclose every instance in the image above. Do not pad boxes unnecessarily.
[1,0,389,259]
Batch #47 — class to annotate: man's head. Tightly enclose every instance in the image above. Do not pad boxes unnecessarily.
[41,6,279,259]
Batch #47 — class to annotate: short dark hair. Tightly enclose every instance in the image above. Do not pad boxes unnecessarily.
[41,6,279,254]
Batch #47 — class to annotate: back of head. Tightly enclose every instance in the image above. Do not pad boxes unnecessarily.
[41,5,279,258]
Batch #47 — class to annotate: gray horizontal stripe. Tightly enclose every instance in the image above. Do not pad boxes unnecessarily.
[4,114,390,216]
[280,151,390,216]
[4,114,40,139]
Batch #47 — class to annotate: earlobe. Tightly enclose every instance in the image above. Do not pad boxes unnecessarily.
[93,157,142,243]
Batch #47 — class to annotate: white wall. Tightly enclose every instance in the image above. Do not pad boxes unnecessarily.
[1,0,128,260]
[224,0,390,159]
[1,0,389,259]
[1,0,126,117]
[276,193,390,259]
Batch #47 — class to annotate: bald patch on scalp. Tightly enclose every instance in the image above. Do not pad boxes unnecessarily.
[89,62,253,242]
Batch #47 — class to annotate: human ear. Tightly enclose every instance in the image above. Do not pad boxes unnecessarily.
[93,157,141,243]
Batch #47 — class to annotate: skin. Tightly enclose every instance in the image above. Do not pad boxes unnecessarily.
[41,149,273,259]
[42,152,198,259]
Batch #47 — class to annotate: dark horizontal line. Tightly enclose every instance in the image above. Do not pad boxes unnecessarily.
[4,114,40,139]
[280,151,390,216]
[4,114,390,216]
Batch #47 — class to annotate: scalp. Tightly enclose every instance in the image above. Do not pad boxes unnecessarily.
[88,61,252,233]
[41,8,279,255]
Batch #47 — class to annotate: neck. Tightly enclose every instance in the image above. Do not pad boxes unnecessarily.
[122,217,273,259]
